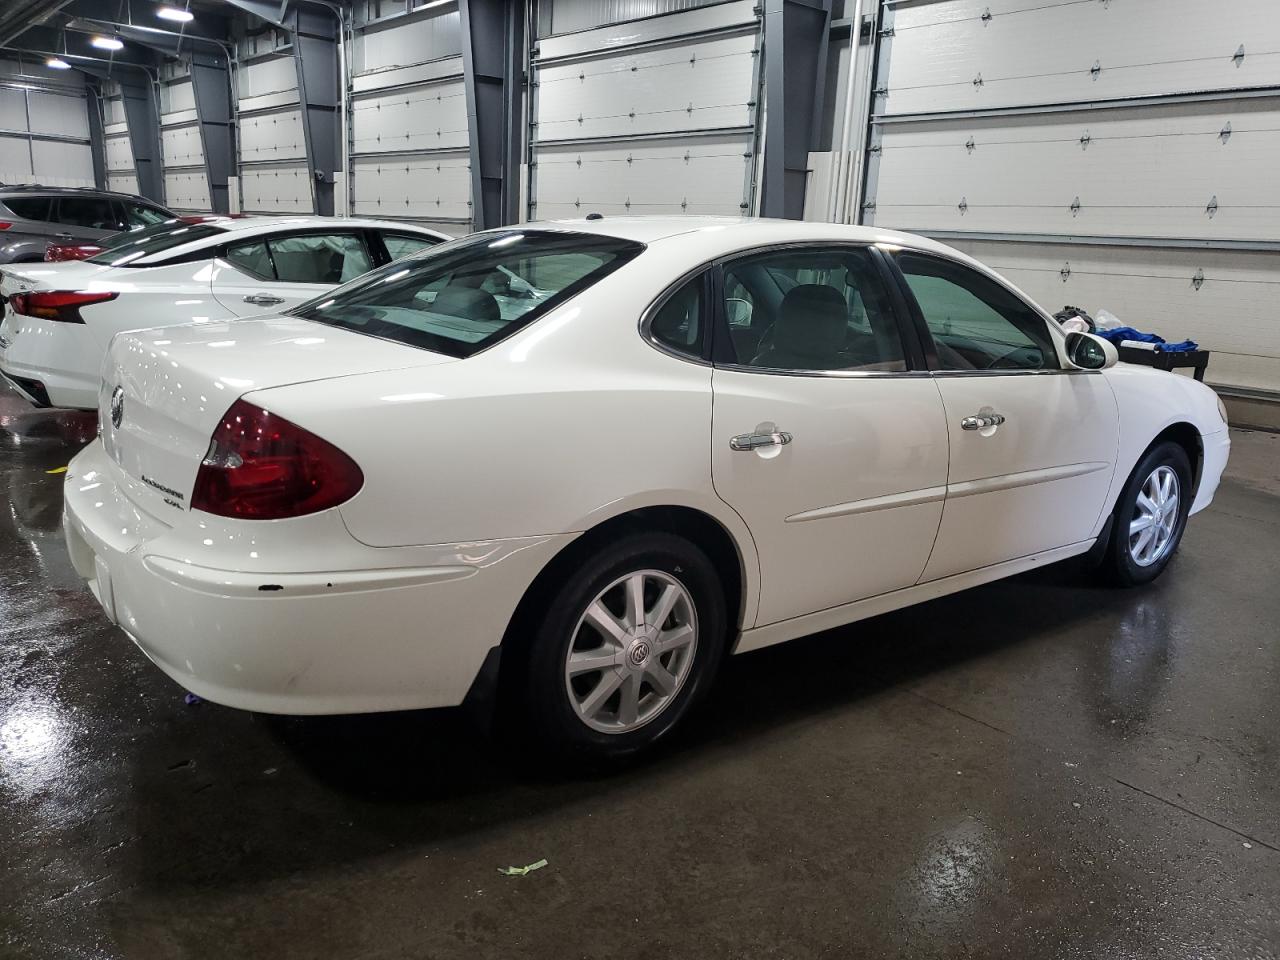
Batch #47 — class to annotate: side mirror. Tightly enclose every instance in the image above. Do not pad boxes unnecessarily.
[1065,331,1117,370]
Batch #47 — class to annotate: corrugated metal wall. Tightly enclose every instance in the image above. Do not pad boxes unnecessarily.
[861,0,1280,393]
[348,2,471,236]
[0,55,95,188]
[159,60,212,212]
[234,26,314,214]
[528,0,762,220]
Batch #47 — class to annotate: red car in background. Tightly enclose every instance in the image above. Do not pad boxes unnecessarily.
[44,214,243,261]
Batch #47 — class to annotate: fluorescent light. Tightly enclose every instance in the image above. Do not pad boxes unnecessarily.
[156,6,194,22]
[46,57,71,70]
[91,36,124,51]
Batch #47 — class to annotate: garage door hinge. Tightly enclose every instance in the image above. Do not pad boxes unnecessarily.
[868,143,882,154]
[1070,196,1082,216]
[1219,121,1232,143]
[1079,132,1091,149]
[965,137,975,152]
[1090,60,1102,80]
[1205,195,1218,218]
[873,86,888,97]
[972,73,984,89]
[958,197,968,215]
[880,26,895,38]
[981,7,993,25]
[1060,262,1071,282]
[863,200,877,212]
[1233,44,1245,67]
[1192,269,1205,290]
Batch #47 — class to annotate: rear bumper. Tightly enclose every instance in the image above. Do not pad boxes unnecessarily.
[0,312,99,409]
[63,439,572,714]
[1191,427,1230,515]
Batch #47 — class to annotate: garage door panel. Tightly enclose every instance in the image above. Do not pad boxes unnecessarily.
[350,154,471,222]
[240,109,307,163]
[536,31,757,141]
[241,162,314,213]
[948,238,1280,391]
[162,124,206,169]
[533,135,751,218]
[27,91,90,139]
[886,0,1280,114]
[105,133,134,173]
[351,79,469,154]
[164,170,212,211]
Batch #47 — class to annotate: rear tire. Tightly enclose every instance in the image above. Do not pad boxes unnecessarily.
[517,531,726,763]
[1099,441,1193,587]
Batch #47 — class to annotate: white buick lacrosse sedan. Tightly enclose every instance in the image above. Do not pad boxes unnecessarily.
[62,218,1230,760]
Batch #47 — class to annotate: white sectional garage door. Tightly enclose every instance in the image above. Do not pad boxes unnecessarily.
[160,64,212,212]
[348,3,470,236]
[235,51,313,214]
[529,0,762,220]
[102,82,139,197]
[0,57,95,187]
[865,0,1280,393]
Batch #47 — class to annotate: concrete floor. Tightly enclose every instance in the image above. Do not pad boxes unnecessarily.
[2,380,1278,960]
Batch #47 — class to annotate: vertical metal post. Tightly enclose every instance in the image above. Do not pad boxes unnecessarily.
[118,70,166,202]
[760,0,832,220]
[22,87,34,178]
[86,82,109,189]
[461,0,524,230]
[858,1,892,226]
[190,51,236,214]
[288,5,342,215]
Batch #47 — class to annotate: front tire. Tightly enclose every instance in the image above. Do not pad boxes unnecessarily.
[1099,441,1193,586]
[518,531,727,762]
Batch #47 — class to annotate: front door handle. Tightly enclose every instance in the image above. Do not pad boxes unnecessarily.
[961,413,1007,431]
[730,430,793,452]
[243,293,286,306]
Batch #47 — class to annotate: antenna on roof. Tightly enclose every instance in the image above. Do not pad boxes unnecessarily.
[585,212,604,221]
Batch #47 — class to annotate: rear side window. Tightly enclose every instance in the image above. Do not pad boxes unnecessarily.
[292,230,644,358]
[382,232,439,261]
[3,197,52,221]
[87,223,226,266]
[56,196,120,230]
[267,233,372,284]
[226,239,274,280]
[121,202,171,228]
[649,276,704,358]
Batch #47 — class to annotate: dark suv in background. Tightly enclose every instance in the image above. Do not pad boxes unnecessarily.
[0,186,176,263]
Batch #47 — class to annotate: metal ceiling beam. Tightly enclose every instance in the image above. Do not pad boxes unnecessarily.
[0,0,74,48]
[760,0,832,220]
[459,0,523,230]
[60,0,232,45]
[222,0,290,29]
[6,23,158,68]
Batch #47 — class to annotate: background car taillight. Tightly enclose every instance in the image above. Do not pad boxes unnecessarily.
[45,244,103,262]
[8,290,119,323]
[191,399,364,520]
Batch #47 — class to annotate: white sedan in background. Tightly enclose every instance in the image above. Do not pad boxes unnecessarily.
[61,218,1229,762]
[0,216,448,409]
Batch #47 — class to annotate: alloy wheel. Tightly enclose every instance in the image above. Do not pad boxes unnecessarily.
[1129,464,1181,567]
[564,569,699,734]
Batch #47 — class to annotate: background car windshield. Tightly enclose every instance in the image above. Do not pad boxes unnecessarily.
[290,231,644,358]
[97,220,200,252]
[87,224,227,266]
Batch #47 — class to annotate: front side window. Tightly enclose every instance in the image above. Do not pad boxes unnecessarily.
[87,223,226,266]
[720,247,906,373]
[267,233,372,284]
[898,253,1057,371]
[3,197,52,221]
[56,196,120,230]
[382,232,440,261]
[291,230,644,359]
[649,275,704,358]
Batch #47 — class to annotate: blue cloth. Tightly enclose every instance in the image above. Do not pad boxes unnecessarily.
[1096,326,1199,353]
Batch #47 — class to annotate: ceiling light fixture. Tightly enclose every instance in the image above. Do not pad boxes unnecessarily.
[46,57,71,69]
[156,6,194,22]
[91,36,124,50]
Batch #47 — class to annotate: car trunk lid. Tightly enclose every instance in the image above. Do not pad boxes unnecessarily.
[99,315,454,518]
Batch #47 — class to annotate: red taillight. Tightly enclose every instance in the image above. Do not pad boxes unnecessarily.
[44,244,101,262]
[8,290,118,323]
[0,221,12,230]
[191,399,364,520]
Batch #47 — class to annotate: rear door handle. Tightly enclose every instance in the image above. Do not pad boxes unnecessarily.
[243,293,285,306]
[730,430,793,451]
[961,413,1006,431]
[54,233,73,240]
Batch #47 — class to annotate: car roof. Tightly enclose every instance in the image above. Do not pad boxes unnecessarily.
[0,184,164,201]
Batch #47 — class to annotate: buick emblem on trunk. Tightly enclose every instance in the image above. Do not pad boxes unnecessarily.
[110,386,125,429]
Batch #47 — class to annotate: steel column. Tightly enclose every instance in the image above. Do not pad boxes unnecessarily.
[85,81,108,189]
[288,5,341,215]
[114,70,166,203]
[460,0,524,230]
[190,52,235,214]
[760,0,831,220]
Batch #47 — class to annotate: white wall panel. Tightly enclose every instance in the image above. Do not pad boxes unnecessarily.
[240,162,314,213]
[948,238,1280,393]
[351,78,469,153]
[353,7,461,73]
[0,135,31,182]
[236,56,299,114]
[26,91,90,139]
[31,140,93,184]
[884,0,1280,115]
[240,109,307,163]
[161,78,197,115]
[533,133,751,219]
[874,97,1280,240]
[0,87,26,128]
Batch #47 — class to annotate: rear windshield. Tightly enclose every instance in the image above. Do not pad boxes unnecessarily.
[96,219,206,253]
[87,223,227,266]
[289,230,644,358]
